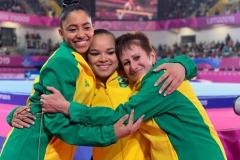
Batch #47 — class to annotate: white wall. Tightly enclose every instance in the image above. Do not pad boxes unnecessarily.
[195,25,240,43]
[113,25,240,47]
[16,26,61,49]
[0,22,61,53]
[2,21,240,51]
[112,31,178,47]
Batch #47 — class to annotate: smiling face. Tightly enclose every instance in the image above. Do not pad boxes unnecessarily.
[88,33,118,82]
[59,10,94,55]
[119,44,155,83]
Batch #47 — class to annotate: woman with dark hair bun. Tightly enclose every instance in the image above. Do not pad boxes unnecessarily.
[62,0,80,8]
[0,3,143,160]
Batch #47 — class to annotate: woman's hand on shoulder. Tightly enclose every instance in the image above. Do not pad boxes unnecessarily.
[154,63,186,96]
[40,87,70,115]
[12,107,35,128]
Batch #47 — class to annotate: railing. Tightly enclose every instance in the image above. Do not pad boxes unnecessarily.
[194,57,240,70]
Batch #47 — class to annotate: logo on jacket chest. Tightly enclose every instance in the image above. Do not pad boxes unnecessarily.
[117,76,129,88]
[84,79,90,87]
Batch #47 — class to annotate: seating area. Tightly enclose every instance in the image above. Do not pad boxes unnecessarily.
[2,0,240,20]
[25,0,47,16]
[219,57,240,70]
[157,34,240,59]
[0,0,25,14]
[197,70,240,83]
[194,57,240,70]
[194,57,240,83]
[0,0,49,16]
[159,0,218,20]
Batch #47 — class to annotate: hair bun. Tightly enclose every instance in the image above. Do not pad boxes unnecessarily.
[62,0,80,8]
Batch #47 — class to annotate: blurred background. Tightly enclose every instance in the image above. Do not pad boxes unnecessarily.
[1,0,240,159]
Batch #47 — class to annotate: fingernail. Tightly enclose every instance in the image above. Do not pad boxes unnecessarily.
[164,93,167,96]
[31,122,35,125]
[27,125,30,128]
[159,90,162,94]
[154,83,157,86]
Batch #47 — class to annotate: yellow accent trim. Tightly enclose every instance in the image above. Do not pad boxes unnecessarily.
[131,78,179,160]
[140,120,179,160]
[92,72,145,160]
[73,51,96,105]
[44,138,76,160]
[0,128,14,155]
[177,81,227,159]
[45,51,96,160]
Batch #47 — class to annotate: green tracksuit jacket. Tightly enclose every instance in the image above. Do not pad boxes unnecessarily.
[0,42,116,160]
[4,54,197,160]
[65,59,226,160]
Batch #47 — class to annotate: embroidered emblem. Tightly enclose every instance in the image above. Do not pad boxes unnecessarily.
[84,79,90,87]
[117,76,129,87]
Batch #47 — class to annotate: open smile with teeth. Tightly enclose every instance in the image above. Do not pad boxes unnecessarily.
[75,40,88,47]
[97,64,111,70]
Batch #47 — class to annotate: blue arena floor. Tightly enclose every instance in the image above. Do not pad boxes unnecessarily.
[1,79,240,159]
[1,79,240,108]
[1,80,240,96]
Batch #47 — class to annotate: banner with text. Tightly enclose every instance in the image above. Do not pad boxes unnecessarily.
[0,55,48,67]
[0,11,59,27]
[1,11,240,30]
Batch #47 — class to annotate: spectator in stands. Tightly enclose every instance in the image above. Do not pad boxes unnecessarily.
[12,30,17,46]
[25,32,31,48]
[47,38,53,53]
[225,33,232,44]
[39,32,226,160]
[161,0,218,19]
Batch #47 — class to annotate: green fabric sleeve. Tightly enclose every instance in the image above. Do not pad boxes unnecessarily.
[170,55,197,79]
[69,102,116,125]
[68,60,179,126]
[33,55,116,146]
[67,55,197,126]
[45,116,116,146]
[6,106,21,126]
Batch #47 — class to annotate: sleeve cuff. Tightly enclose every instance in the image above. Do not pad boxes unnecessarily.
[101,125,117,146]
[170,55,197,79]
[6,106,21,126]
[69,102,89,124]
